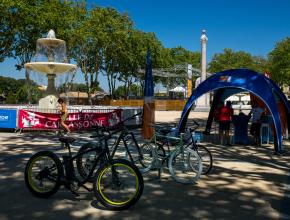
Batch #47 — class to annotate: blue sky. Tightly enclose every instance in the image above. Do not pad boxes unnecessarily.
[1,0,290,92]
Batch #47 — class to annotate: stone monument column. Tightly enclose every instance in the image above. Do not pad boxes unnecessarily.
[201,30,207,82]
[196,30,210,109]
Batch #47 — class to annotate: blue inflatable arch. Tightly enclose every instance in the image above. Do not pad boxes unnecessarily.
[178,69,290,153]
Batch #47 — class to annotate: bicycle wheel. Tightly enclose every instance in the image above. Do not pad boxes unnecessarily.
[76,143,102,181]
[125,140,156,173]
[93,159,144,211]
[168,147,202,184]
[24,151,63,198]
[195,145,213,175]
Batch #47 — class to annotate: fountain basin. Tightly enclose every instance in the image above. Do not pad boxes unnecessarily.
[37,38,65,47]
[25,62,77,75]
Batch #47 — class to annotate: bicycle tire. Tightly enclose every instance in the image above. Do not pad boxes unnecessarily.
[76,143,102,181]
[195,145,213,175]
[168,148,202,184]
[93,159,144,211]
[24,151,63,198]
[125,140,157,174]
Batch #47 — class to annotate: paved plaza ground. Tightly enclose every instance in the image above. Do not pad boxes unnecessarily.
[0,111,290,220]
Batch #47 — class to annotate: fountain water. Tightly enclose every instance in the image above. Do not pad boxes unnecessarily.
[24,30,77,109]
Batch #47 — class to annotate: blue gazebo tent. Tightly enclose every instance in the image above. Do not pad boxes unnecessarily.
[177,69,290,153]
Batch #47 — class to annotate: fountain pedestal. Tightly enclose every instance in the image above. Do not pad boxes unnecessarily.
[46,74,57,95]
[38,74,58,109]
[39,95,58,109]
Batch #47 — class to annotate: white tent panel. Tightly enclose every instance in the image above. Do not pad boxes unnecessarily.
[169,86,186,92]
[226,95,239,101]
[241,95,251,101]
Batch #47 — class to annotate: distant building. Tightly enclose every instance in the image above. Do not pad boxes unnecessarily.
[38,85,47,92]
[59,91,109,105]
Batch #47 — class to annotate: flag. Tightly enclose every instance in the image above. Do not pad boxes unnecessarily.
[142,51,155,139]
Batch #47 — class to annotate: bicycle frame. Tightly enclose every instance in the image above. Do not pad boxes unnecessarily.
[90,113,145,166]
[152,132,186,164]
[110,127,144,163]
[60,136,113,191]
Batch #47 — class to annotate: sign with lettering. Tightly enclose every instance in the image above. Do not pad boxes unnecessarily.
[0,109,17,129]
[18,109,122,131]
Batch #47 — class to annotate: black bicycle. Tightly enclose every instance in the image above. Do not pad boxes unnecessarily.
[76,112,155,175]
[24,133,144,211]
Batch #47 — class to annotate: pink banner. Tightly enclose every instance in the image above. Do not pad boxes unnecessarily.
[18,109,123,131]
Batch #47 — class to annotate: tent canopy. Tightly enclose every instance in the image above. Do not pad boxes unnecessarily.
[241,95,251,102]
[169,86,186,92]
[177,69,290,153]
[226,95,239,102]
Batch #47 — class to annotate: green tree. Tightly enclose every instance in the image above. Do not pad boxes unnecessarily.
[6,91,16,104]
[58,82,102,93]
[71,83,92,93]
[115,84,141,97]
[118,30,165,98]
[0,0,18,62]
[70,6,118,104]
[268,37,290,87]
[170,46,200,67]
[101,8,134,97]
[165,47,201,89]
[208,48,262,73]
[4,0,85,103]
[0,76,41,103]
[252,56,268,73]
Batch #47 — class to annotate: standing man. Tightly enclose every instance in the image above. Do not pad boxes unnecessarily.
[249,101,264,146]
[57,98,70,134]
[216,101,234,145]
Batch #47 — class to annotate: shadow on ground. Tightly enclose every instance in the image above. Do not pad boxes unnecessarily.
[0,119,290,220]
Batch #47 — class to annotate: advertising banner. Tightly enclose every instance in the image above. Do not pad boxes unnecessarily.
[18,109,122,131]
[0,109,17,129]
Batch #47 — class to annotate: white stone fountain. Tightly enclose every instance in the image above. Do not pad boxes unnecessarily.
[24,30,77,109]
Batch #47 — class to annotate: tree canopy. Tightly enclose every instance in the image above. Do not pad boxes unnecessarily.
[0,76,41,104]
[0,0,289,102]
[208,48,266,73]
[268,37,290,87]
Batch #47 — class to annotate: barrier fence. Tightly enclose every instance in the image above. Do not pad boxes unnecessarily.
[100,99,187,111]
[0,105,142,133]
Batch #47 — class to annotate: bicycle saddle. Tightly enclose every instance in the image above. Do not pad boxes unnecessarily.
[59,137,76,144]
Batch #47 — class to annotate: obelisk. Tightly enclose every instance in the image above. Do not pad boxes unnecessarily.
[195,30,210,109]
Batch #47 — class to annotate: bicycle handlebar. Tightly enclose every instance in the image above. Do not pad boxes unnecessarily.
[89,111,142,140]
[90,126,119,140]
